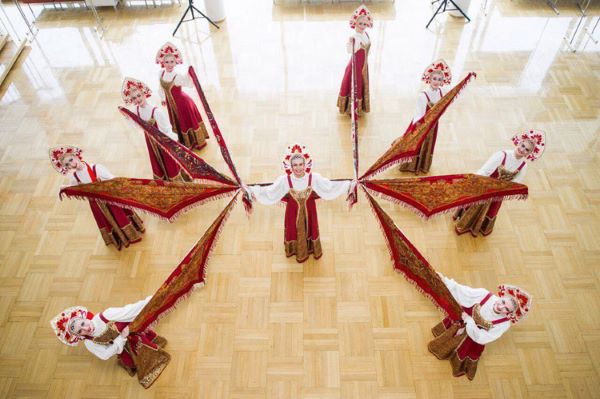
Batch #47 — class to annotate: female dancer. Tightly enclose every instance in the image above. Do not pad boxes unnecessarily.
[454,130,546,236]
[122,77,190,182]
[156,42,209,150]
[337,5,372,116]
[249,144,353,263]
[398,59,452,173]
[49,146,145,249]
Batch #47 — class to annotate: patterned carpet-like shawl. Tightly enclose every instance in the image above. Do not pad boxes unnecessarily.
[363,189,462,320]
[362,174,528,219]
[128,192,239,333]
[188,66,253,213]
[118,107,237,186]
[59,177,239,222]
[360,72,477,180]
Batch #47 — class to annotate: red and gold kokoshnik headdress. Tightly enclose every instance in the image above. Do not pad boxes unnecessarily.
[422,59,452,86]
[121,77,152,104]
[349,5,373,29]
[156,42,183,67]
[49,145,84,176]
[497,284,532,323]
[511,129,546,161]
[282,144,313,175]
[50,306,94,346]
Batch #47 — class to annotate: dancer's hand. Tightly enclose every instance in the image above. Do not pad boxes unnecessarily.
[120,326,130,338]
[456,327,465,336]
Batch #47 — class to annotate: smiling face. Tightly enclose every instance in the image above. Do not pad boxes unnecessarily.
[429,70,444,90]
[515,139,535,159]
[62,154,83,171]
[163,55,177,72]
[355,15,369,33]
[68,317,95,337]
[493,297,517,316]
[291,156,306,178]
[130,88,147,106]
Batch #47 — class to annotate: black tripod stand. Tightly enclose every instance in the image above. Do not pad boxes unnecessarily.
[173,0,220,36]
[426,0,470,29]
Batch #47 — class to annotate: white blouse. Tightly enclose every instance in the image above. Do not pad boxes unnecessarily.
[158,69,193,101]
[83,296,152,360]
[476,150,528,184]
[346,31,370,53]
[133,102,178,141]
[70,164,114,185]
[441,275,511,345]
[250,173,351,205]
[413,87,446,123]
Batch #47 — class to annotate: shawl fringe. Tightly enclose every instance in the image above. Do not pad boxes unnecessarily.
[362,187,451,318]
[137,193,238,332]
[59,189,239,223]
[363,185,528,220]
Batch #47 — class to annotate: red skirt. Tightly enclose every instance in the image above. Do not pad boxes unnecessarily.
[165,85,209,150]
[337,48,369,116]
[283,193,322,263]
[88,200,145,250]
[144,134,190,182]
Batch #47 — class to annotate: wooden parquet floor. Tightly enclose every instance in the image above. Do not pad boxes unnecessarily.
[0,0,599,398]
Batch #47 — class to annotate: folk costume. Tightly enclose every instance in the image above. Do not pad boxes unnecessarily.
[337,5,372,116]
[156,42,209,151]
[398,59,452,174]
[428,275,532,380]
[50,146,145,250]
[249,144,351,263]
[122,77,190,182]
[454,130,546,236]
[50,297,170,389]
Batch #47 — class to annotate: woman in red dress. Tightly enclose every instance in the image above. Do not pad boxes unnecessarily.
[49,146,145,250]
[428,274,532,380]
[249,144,353,263]
[454,130,546,236]
[121,77,190,182]
[397,59,453,173]
[156,42,209,151]
[337,5,372,117]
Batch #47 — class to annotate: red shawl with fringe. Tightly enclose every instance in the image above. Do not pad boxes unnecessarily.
[188,66,252,213]
[128,193,238,333]
[118,107,236,186]
[360,72,477,180]
[59,177,239,222]
[349,37,359,207]
[364,189,462,320]
[362,174,528,219]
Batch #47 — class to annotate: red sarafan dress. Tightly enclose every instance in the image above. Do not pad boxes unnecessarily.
[337,31,370,116]
[135,104,190,182]
[159,69,209,151]
[71,163,145,249]
[454,150,527,236]
[398,87,444,174]
[250,173,351,263]
[427,276,513,381]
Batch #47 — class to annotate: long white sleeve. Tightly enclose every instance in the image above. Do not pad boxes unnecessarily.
[101,296,152,322]
[84,335,127,360]
[154,108,177,140]
[476,151,504,177]
[311,173,350,200]
[464,316,510,345]
[476,150,528,183]
[250,175,289,205]
[412,92,429,123]
[413,88,445,123]
[94,164,115,181]
[441,275,490,308]
[346,32,369,54]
